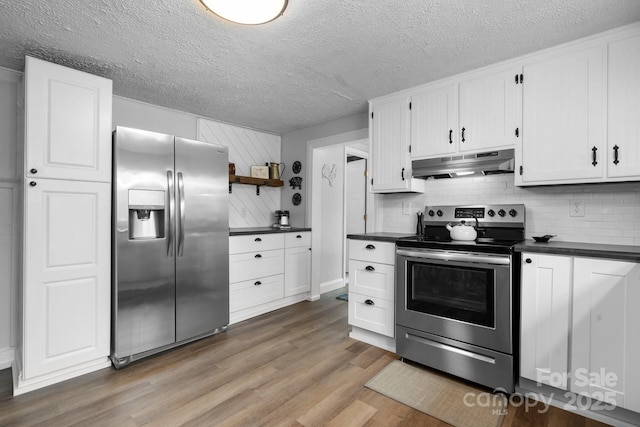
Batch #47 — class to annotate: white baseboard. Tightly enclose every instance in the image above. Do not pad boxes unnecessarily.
[320,278,345,294]
[349,326,396,353]
[0,346,15,370]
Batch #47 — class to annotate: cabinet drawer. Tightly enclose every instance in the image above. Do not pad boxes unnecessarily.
[229,249,284,283]
[284,231,311,248]
[348,293,394,338]
[348,240,396,265]
[229,233,284,254]
[349,260,395,301]
[230,274,284,313]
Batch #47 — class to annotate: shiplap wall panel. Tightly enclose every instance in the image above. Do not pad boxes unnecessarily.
[197,118,281,228]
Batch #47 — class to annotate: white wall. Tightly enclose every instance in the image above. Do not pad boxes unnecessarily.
[380,174,640,246]
[281,113,368,228]
[113,96,197,139]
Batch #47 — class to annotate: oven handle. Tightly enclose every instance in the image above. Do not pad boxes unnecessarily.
[396,249,510,265]
[404,332,496,364]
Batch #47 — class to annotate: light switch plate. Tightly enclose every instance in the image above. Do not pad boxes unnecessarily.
[402,202,413,215]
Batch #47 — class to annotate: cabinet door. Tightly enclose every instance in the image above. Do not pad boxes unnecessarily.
[520,253,572,390]
[24,56,112,183]
[22,179,110,380]
[572,258,640,412]
[458,67,519,153]
[370,97,412,192]
[411,85,458,158]
[284,246,311,297]
[608,33,640,179]
[518,46,605,185]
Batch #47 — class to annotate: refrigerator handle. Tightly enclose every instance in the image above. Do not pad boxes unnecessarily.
[177,172,186,257]
[167,170,175,257]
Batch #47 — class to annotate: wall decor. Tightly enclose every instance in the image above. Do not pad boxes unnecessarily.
[292,192,302,206]
[292,160,302,174]
[289,176,302,189]
[321,163,337,187]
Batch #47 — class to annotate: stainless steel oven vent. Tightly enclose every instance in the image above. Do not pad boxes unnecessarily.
[412,149,515,179]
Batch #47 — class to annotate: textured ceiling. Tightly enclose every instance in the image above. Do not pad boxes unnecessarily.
[1,1,639,135]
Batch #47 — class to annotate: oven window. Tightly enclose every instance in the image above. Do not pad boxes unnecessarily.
[407,261,495,327]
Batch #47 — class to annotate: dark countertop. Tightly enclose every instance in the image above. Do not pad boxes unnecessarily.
[515,240,640,262]
[230,227,311,236]
[347,232,418,243]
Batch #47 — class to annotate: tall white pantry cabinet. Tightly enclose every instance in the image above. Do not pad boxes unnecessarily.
[13,57,112,395]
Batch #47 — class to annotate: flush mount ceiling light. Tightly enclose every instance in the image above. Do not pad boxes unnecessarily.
[200,0,288,25]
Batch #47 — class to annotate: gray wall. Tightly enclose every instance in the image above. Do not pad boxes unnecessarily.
[280,113,368,228]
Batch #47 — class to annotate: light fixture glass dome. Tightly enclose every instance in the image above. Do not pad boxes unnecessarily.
[200,0,288,25]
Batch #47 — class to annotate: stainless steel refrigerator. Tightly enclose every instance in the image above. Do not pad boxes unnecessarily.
[111,126,229,368]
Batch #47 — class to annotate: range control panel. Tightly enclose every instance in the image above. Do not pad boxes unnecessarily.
[424,204,525,224]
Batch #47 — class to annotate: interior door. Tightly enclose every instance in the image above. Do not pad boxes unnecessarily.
[175,138,229,341]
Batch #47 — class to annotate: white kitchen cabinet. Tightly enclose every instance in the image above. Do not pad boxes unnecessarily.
[19,179,111,388]
[516,46,606,185]
[284,232,311,297]
[369,97,425,193]
[348,239,396,346]
[15,58,112,396]
[229,232,310,324]
[520,253,572,390]
[571,258,640,413]
[24,56,112,183]
[410,84,458,158]
[607,32,640,180]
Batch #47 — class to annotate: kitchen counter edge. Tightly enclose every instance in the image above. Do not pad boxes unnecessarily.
[515,240,640,262]
[347,233,417,243]
[230,227,311,236]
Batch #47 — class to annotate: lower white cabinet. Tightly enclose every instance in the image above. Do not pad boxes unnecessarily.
[229,231,310,324]
[16,179,111,394]
[348,239,396,350]
[520,252,640,413]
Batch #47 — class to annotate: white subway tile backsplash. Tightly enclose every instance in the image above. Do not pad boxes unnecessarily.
[380,174,640,246]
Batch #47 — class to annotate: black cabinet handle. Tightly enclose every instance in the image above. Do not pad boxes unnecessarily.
[401,168,405,181]
[525,258,532,264]
[255,254,262,258]
[254,237,262,242]
[449,129,453,144]
[461,127,466,143]
[591,146,598,167]
[296,235,302,238]
[365,265,375,272]
[365,244,376,250]
[254,281,262,286]
[613,145,620,165]
[30,168,37,174]
[29,181,37,187]
[364,299,375,306]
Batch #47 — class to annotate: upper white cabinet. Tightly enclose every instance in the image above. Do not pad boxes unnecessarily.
[572,258,640,413]
[517,46,605,185]
[607,32,640,179]
[369,96,424,193]
[516,25,640,186]
[24,56,112,183]
[410,66,520,160]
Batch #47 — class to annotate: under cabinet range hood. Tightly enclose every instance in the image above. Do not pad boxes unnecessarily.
[412,149,515,179]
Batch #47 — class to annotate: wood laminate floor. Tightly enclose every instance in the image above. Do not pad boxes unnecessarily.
[0,288,610,426]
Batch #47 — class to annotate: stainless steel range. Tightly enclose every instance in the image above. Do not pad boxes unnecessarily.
[395,204,525,393]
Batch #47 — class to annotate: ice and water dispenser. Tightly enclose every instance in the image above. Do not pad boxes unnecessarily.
[128,189,165,239]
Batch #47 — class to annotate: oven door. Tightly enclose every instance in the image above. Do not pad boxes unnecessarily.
[396,248,513,354]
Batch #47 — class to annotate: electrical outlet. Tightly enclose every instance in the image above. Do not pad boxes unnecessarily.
[570,200,585,217]
[402,202,413,215]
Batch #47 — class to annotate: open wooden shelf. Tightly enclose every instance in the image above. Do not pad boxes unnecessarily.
[229,174,284,195]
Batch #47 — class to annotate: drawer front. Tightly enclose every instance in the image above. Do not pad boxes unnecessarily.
[229,233,284,254]
[348,293,394,337]
[230,274,284,313]
[284,231,311,248]
[349,260,395,301]
[229,249,284,283]
[348,240,395,265]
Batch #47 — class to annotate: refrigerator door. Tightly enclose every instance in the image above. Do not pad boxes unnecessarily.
[175,137,229,341]
[112,127,176,363]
